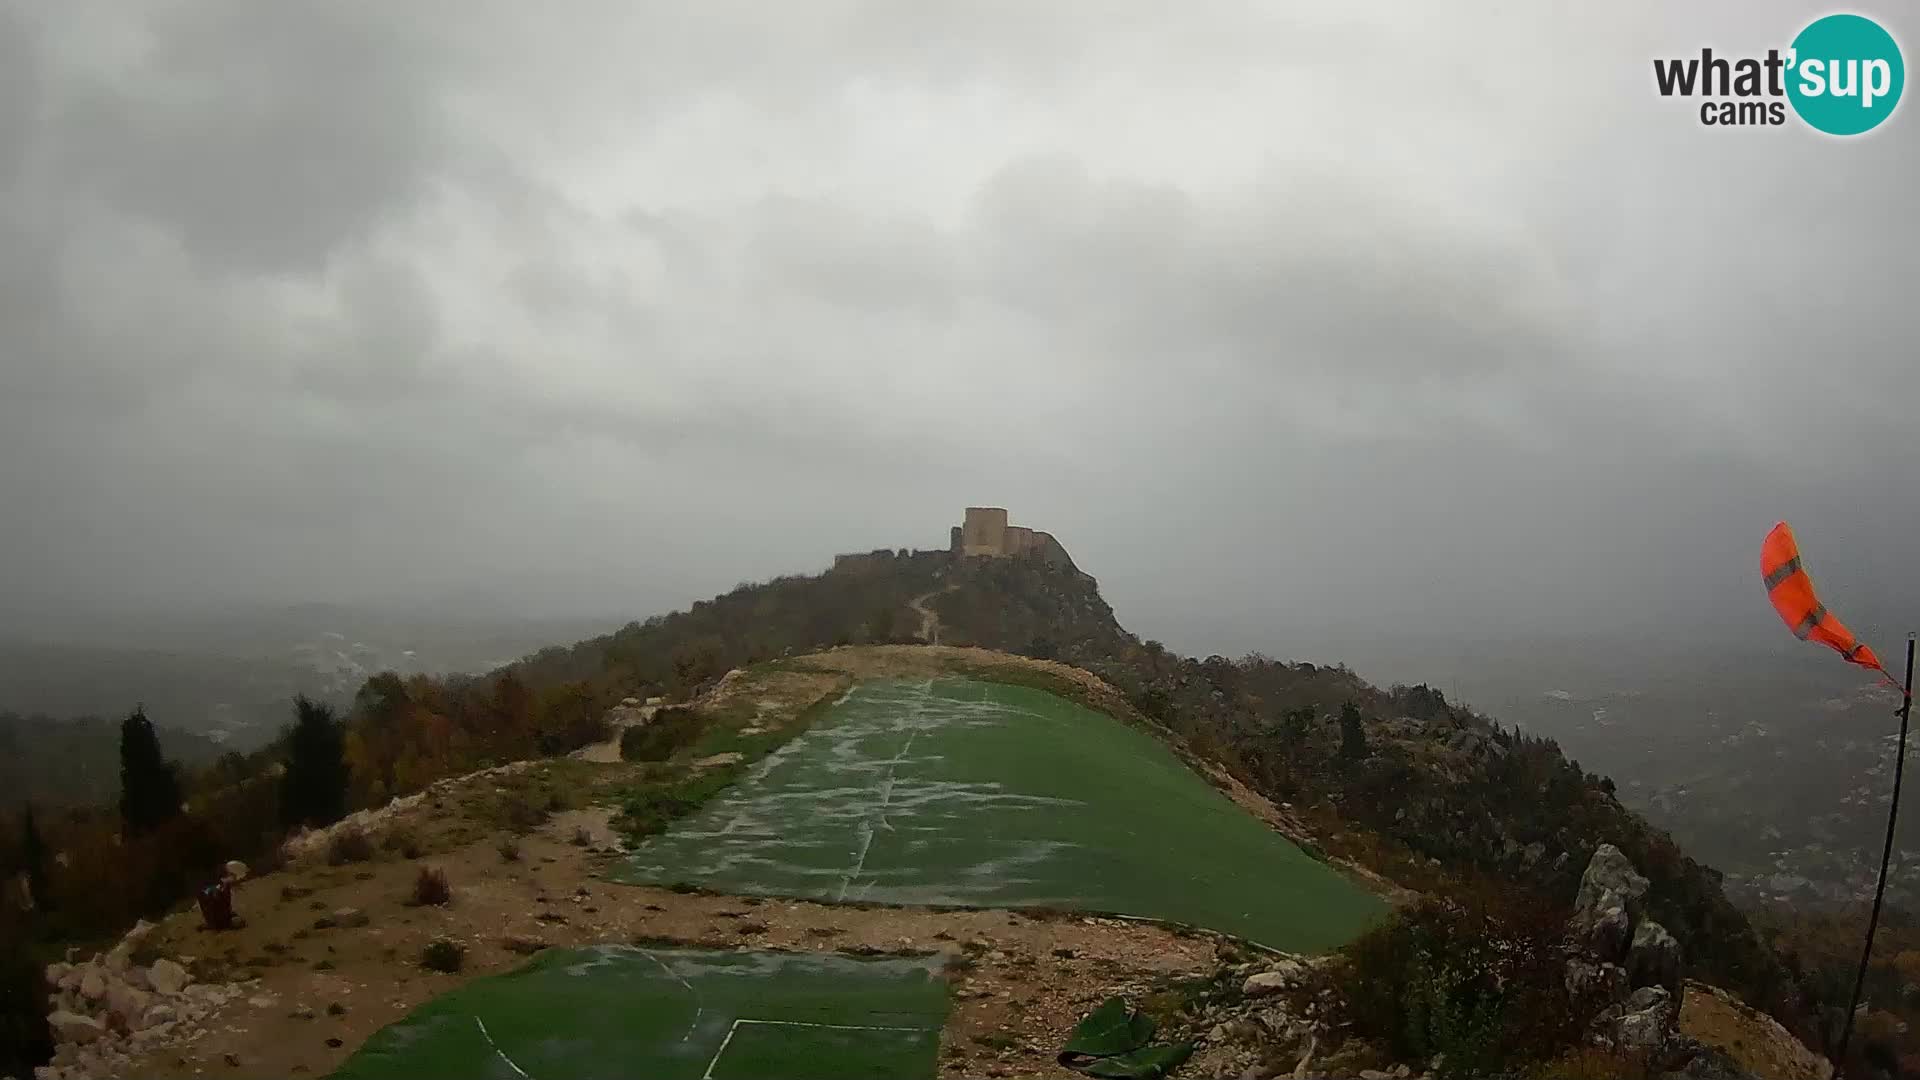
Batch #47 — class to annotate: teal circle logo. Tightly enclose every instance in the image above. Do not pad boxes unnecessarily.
[1787,14,1905,135]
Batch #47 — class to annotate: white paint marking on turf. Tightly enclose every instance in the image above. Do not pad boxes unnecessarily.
[876,729,922,834]
[733,1018,933,1031]
[634,947,706,1043]
[837,820,875,903]
[835,681,933,901]
[700,1018,933,1080]
[474,1016,534,1080]
[702,1022,743,1079]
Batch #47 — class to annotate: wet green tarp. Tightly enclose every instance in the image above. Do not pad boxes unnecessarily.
[1057,997,1194,1079]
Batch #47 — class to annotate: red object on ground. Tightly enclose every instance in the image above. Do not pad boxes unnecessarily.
[197,880,234,930]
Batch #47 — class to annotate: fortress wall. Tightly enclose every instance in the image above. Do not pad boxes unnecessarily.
[831,550,895,573]
[948,509,1077,571]
[962,506,1009,556]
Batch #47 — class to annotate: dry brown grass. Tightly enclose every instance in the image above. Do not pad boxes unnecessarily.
[1679,981,1834,1080]
[407,866,451,907]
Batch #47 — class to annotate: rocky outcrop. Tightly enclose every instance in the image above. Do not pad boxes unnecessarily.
[1569,846,1681,1053]
[1564,847,1776,1079]
[1569,844,1671,988]
[1679,981,1833,1080]
[1584,900,1632,960]
[35,921,253,1080]
[1566,957,1629,1003]
[1606,985,1678,1050]
[1571,843,1649,963]
[1629,918,1683,998]
[1179,952,1388,1080]
[1575,845,1650,913]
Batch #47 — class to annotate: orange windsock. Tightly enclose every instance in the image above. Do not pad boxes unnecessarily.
[1762,521,1889,678]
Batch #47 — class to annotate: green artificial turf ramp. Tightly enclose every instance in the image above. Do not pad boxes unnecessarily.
[612,678,1385,952]
[326,946,948,1080]
[705,1021,937,1080]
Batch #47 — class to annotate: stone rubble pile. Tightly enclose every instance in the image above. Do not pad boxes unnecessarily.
[604,698,661,728]
[1185,951,1432,1080]
[34,919,257,1080]
[280,759,538,863]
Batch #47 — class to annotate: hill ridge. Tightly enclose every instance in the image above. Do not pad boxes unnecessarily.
[5,548,1840,1077]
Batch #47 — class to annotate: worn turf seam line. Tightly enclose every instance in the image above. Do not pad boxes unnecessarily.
[733,1018,932,1031]
[473,1015,533,1079]
[700,1018,933,1079]
[838,821,874,903]
[877,732,914,833]
[836,680,931,901]
[634,946,705,1043]
[701,1022,741,1080]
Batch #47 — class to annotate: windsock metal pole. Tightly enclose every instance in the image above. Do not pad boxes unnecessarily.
[1838,634,1917,1069]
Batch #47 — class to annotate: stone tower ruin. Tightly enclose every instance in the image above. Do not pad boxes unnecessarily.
[949,507,1075,569]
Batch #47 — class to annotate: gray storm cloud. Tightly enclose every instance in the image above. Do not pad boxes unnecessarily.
[1,1,1915,655]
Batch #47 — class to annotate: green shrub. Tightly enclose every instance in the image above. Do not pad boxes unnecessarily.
[1525,1049,1652,1080]
[1339,702,1368,760]
[498,792,548,835]
[619,707,707,762]
[1338,894,1593,1078]
[380,825,423,860]
[1401,945,1504,1074]
[420,939,464,973]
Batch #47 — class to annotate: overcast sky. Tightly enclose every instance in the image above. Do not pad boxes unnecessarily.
[2,1,1915,658]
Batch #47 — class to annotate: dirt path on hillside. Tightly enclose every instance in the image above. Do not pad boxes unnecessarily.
[119,793,1225,1080]
[785,644,1136,718]
[908,586,954,644]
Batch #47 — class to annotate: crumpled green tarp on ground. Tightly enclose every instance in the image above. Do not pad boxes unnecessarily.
[1057,997,1195,1079]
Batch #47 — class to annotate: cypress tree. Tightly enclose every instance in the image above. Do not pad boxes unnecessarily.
[118,707,182,835]
[1339,701,1369,761]
[280,697,349,829]
[20,805,47,910]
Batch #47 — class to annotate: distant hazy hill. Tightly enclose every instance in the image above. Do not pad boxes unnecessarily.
[0,606,623,809]
[1288,630,1918,909]
[0,640,337,749]
[0,711,225,808]
[0,606,622,747]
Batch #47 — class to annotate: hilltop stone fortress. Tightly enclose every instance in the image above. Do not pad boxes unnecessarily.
[948,507,1075,568]
[830,507,1077,573]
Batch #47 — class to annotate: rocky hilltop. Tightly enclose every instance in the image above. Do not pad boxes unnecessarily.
[25,648,1826,1080]
[2,549,1860,1078]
